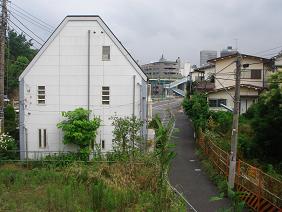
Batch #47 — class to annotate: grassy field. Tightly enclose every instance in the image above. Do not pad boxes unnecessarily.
[0,161,185,211]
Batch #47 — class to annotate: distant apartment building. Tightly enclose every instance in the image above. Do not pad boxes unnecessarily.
[142,55,182,80]
[220,46,237,57]
[200,50,217,67]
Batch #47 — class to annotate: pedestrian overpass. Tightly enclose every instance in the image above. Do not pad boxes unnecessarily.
[163,77,189,97]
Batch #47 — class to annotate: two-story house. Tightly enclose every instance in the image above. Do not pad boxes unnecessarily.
[205,53,273,114]
[19,16,148,159]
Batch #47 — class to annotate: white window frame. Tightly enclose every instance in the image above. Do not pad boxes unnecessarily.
[38,129,47,148]
[102,86,110,105]
[37,85,46,105]
[102,46,111,61]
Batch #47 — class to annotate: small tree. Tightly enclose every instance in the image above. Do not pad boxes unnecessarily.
[153,115,176,206]
[111,115,143,155]
[57,108,101,157]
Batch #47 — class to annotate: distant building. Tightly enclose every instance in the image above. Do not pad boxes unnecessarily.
[141,55,182,80]
[220,46,237,57]
[141,55,189,97]
[200,50,217,67]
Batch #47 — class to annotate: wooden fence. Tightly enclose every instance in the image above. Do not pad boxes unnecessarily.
[198,135,282,212]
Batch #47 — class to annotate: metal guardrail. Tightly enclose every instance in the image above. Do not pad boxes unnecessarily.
[166,179,198,212]
[197,134,282,211]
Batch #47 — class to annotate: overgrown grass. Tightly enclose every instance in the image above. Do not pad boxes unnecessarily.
[0,160,186,211]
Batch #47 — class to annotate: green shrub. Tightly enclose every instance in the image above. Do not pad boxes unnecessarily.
[57,108,101,157]
[0,133,18,160]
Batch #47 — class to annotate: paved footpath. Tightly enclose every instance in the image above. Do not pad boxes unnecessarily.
[169,111,231,212]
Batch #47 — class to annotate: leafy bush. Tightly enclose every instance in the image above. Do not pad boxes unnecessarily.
[183,93,209,131]
[0,134,18,160]
[209,111,233,134]
[111,115,143,155]
[241,72,282,165]
[57,108,101,157]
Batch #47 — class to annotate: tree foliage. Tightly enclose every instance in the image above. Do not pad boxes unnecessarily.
[57,108,101,152]
[243,71,282,164]
[4,104,17,139]
[111,115,143,154]
[7,56,29,95]
[182,92,210,131]
[5,30,37,97]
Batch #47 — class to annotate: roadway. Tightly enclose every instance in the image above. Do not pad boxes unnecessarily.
[152,98,231,212]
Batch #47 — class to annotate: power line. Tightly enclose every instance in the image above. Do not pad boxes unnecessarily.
[7,1,54,29]
[254,45,282,55]
[215,60,236,75]
[8,9,45,43]
[8,6,53,32]
[214,77,234,99]
[215,77,282,84]
[8,18,43,46]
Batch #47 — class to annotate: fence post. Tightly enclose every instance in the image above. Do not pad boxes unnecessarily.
[257,169,262,211]
[226,154,229,178]
[237,159,241,186]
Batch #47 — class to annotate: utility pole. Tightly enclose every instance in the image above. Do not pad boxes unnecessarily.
[0,0,8,133]
[228,53,241,189]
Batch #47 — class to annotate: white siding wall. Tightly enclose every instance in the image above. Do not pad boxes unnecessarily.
[22,20,145,153]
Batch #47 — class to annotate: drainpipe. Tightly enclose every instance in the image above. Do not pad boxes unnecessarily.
[87,30,91,120]
[25,127,28,159]
[133,75,136,117]
[262,63,265,88]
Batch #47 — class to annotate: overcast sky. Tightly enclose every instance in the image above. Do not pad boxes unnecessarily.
[10,0,282,65]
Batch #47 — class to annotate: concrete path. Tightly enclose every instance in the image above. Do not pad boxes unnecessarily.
[169,111,231,212]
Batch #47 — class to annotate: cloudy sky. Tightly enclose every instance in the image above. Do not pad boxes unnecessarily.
[9,0,282,65]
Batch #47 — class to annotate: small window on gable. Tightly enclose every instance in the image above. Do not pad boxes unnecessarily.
[37,86,46,104]
[102,46,110,61]
[102,86,110,105]
[39,129,47,148]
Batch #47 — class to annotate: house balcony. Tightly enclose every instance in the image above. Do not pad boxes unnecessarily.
[194,81,215,92]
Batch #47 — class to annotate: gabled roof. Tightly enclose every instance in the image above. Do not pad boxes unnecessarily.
[207,53,271,64]
[19,15,147,81]
[207,84,263,94]
[194,64,215,72]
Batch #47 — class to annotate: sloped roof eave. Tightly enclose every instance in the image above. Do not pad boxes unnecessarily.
[19,15,147,82]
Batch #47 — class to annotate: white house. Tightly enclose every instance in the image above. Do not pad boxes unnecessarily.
[19,16,148,159]
[205,53,273,114]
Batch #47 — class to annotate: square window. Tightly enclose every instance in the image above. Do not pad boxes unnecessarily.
[102,46,110,61]
[37,86,45,104]
[102,86,110,105]
[251,69,261,79]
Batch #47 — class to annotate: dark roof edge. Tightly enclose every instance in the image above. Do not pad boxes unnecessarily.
[207,53,271,63]
[207,84,264,94]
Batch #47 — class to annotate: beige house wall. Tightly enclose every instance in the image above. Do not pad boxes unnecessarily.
[207,86,260,114]
[214,56,272,89]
